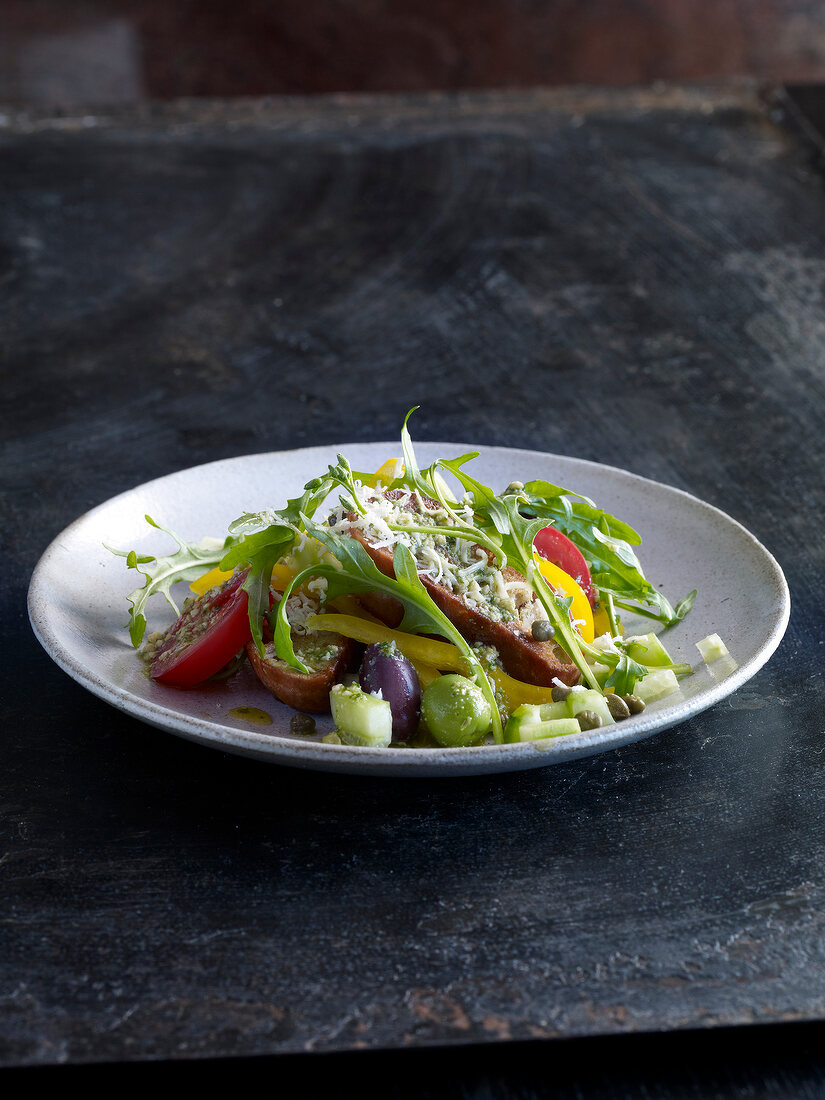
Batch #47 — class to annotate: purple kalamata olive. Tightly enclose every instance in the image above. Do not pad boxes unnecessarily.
[359,641,421,741]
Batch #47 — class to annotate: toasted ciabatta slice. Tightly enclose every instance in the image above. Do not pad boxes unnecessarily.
[246,591,357,713]
[344,492,581,688]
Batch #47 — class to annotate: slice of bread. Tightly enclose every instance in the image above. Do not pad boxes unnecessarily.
[246,594,357,713]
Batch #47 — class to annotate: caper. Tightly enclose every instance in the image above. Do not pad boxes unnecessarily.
[506,481,524,492]
[577,710,603,731]
[620,694,646,714]
[289,712,317,736]
[532,620,555,642]
[605,693,631,721]
[551,683,572,702]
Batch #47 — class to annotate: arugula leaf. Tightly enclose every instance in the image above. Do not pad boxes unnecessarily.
[524,487,642,546]
[437,453,511,537]
[220,525,296,656]
[399,406,428,497]
[672,588,698,622]
[219,475,339,652]
[389,412,506,564]
[523,479,593,507]
[521,487,693,626]
[105,516,232,647]
[326,454,366,516]
[228,475,335,537]
[603,652,650,696]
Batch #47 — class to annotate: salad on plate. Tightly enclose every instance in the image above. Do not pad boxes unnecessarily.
[111,411,723,750]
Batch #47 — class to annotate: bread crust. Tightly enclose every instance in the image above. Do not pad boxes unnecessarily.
[246,629,357,713]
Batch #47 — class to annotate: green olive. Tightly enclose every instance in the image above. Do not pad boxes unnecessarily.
[421,675,492,747]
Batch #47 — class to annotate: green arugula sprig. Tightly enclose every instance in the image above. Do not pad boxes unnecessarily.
[106,517,232,647]
[326,455,367,517]
[521,486,696,628]
[220,475,338,655]
[220,525,294,657]
[392,410,506,565]
[110,476,337,653]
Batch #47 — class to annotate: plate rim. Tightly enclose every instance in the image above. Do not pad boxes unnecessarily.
[28,441,791,776]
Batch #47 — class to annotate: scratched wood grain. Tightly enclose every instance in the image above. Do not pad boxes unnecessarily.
[2,86,825,1087]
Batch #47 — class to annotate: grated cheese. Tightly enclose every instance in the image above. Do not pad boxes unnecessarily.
[326,481,580,634]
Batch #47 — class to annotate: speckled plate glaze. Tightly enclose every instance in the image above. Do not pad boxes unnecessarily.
[29,443,789,777]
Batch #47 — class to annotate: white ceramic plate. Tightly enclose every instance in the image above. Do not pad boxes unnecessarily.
[28,443,790,777]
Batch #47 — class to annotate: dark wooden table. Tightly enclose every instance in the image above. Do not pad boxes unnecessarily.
[4,84,825,1095]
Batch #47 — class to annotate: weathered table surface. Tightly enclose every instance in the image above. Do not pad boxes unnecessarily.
[4,84,825,1095]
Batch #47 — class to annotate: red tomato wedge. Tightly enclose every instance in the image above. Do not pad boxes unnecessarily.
[150,570,252,686]
[533,526,596,607]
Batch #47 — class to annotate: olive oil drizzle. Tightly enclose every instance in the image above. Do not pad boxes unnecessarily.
[228,706,273,726]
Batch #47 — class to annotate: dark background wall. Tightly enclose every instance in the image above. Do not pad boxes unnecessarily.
[3,0,825,105]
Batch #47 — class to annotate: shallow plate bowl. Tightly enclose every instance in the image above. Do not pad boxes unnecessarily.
[28,443,790,777]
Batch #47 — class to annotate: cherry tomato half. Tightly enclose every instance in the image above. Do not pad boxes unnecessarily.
[150,570,252,686]
[533,526,596,607]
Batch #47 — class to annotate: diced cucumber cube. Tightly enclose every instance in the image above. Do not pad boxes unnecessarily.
[625,632,674,667]
[503,716,582,743]
[635,668,680,704]
[565,688,615,727]
[516,701,570,723]
[695,633,729,663]
[503,702,566,743]
[330,683,392,747]
[508,704,541,729]
[505,701,568,731]
[538,700,571,721]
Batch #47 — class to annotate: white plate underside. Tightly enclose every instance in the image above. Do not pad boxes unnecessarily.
[28,443,790,777]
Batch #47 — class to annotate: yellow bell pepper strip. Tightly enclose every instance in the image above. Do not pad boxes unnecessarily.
[317,597,441,687]
[190,560,296,597]
[489,669,554,709]
[592,605,610,637]
[410,661,442,689]
[592,604,624,637]
[374,458,404,486]
[533,554,595,643]
[358,458,405,488]
[189,566,233,597]
[307,612,576,708]
[271,562,297,592]
[305,613,473,675]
